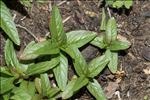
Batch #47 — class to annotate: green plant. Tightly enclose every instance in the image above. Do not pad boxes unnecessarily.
[0,6,102,99]
[0,4,131,100]
[91,11,131,73]
[105,0,133,9]
[0,1,20,45]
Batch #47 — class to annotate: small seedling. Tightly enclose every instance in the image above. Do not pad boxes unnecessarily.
[105,0,133,9]
[91,11,131,73]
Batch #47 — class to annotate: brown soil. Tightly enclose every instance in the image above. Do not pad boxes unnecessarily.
[0,0,150,100]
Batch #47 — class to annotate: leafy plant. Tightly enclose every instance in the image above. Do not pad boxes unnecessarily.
[0,6,99,99]
[0,1,20,45]
[0,3,131,100]
[91,15,131,73]
[105,0,133,9]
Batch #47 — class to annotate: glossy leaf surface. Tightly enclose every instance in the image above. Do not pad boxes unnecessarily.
[87,55,109,78]
[53,52,68,91]
[104,17,117,44]
[62,47,87,76]
[105,50,118,73]
[87,79,106,100]
[108,40,131,51]
[20,40,59,60]
[50,6,67,46]
[90,36,106,49]
[26,57,59,76]
[4,39,20,68]
[40,73,51,97]
[0,1,20,45]
[0,76,14,94]
[66,30,97,48]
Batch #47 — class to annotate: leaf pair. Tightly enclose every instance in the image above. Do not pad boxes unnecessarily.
[91,16,131,73]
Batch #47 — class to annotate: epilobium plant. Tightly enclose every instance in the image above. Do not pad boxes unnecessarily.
[0,4,131,100]
[91,12,131,73]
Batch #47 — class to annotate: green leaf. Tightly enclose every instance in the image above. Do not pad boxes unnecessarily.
[32,94,41,100]
[62,47,87,76]
[40,73,51,97]
[0,1,20,45]
[20,40,59,60]
[47,87,60,98]
[19,80,35,97]
[87,79,106,100]
[72,76,89,92]
[108,40,131,51]
[90,36,106,49]
[104,17,117,44]
[61,79,75,99]
[11,86,32,100]
[31,94,42,100]
[2,92,11,100]
[0,67,13,76]
[113,1,124,8]
[34,78,41,94]
[0,76,14,94]
[62,76,88,99]
[50,6,67,46]
[53,52,68,91]
[124,0,133,9]
[26,57,59,76]
[87,55,109,78]
[100,8,106,31]
[20,0,32,8]
[105,50,118,73]
[4,39,20,68]
[66,30,97,48]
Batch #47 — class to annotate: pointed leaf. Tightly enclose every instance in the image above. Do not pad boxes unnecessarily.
[105,50,118,73]
[72,76,89,92]
[87,55,109,78]
[4,39,20,68]
[87,79,106,100]
[11,86,32,100]
[40,73,51,97]
[0,1,20,45]
[53,52,68,91]
[47,87,60,98]
[26,57,59,76]
[61,79,76,99]
[0,67,13,76]
[104,17,117,44]
[34,78,41,94]
[0,76,14,94]
[100,8,106,30]
[108,40,131,51]
[50,6,67,46]
[20,40,59,60]
[62,47,87,76]
[19,80,36,97]
[90,36,106,49]
[66,30,97,48]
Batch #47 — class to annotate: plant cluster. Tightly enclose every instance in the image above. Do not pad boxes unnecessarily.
[105,0,133,9]
[0,1,132,100]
